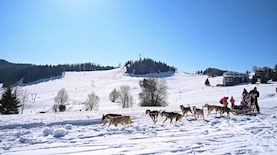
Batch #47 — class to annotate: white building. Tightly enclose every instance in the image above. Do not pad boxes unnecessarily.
[223,72,249,86]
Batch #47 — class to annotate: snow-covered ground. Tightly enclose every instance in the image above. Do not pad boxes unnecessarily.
[1,68,277,154]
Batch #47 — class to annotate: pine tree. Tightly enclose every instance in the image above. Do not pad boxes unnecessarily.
[260,72,268,84]
[273,65,277,81]
[205,78,210,86]
[264,69,272,81]
[0,87,20,114]
[272,71,277,81]
[251,75,257,84]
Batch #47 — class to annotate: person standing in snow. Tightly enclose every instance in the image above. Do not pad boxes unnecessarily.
[220,96,229,108]
[242,88,248,99]
[230,96,235,108]
[249,87,260,113]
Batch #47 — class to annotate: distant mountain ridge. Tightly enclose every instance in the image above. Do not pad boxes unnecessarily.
[0,59,228,87]
[0,59,115,87]
[0,59,32,69]
[0,59,11,66]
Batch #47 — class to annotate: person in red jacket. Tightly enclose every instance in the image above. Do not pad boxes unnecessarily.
[220,96,229,108]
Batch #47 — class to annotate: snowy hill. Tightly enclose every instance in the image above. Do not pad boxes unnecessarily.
[1,68,277,154]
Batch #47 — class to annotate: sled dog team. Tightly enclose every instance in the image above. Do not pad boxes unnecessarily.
[102,104,227,127]
[101,102,253,127]
[102,87,260,127]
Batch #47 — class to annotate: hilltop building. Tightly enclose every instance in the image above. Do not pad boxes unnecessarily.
[223,72,249,86]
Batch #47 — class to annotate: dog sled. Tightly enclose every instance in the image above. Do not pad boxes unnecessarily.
[230,107,253,115]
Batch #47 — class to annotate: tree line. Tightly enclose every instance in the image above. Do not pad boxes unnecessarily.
[196,68,227,77]
[0,59,115,87]
[125,58,176,74]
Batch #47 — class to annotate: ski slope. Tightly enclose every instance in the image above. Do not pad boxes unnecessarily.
[1,68,277,154]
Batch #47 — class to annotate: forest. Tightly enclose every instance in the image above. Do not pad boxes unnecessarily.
[0,59,114,87]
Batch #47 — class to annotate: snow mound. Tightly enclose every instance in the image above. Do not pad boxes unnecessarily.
[42,127,68,138]
[42,128,52,136]
[53,129,68,138]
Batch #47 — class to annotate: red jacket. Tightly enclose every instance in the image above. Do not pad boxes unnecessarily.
[220,97,227,104]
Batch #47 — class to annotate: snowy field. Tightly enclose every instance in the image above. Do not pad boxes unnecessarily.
[1,68,277,155]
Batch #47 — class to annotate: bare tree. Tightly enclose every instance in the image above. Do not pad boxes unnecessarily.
[109,88,119,102]
[54,88,69,105]
[52,104,59,113]
[53,88,69,112]
[139,78,168,107]
[85,91,100,110]
[118,85,133,108]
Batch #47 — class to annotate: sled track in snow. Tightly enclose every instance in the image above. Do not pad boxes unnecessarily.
[221,120,264,153]
[222,116,277,153]
[0,119,101,130]
[1,111,277,154]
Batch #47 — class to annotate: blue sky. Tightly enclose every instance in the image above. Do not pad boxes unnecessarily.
[0,0,276,73]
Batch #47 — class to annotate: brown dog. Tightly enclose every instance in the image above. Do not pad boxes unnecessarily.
[204,103,220,116]
[102,114,122,125]
[216,106,231,117]
[192,106,204,119]
[103,115,133,127]
[161,111,183,123]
